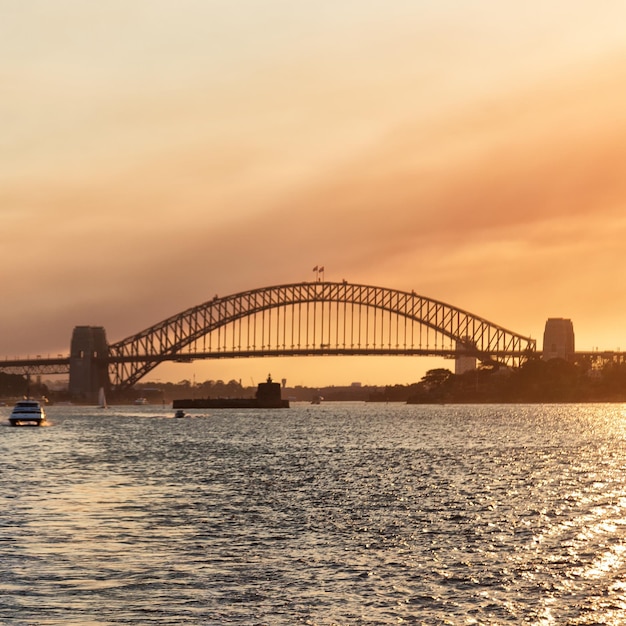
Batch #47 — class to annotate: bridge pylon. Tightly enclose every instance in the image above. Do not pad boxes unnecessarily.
[68,326,110,401]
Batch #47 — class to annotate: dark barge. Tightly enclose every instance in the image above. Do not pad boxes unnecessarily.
[172,375,289,409]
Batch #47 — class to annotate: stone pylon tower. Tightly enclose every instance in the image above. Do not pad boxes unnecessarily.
[68,326,110,401]
[542,318,575,361]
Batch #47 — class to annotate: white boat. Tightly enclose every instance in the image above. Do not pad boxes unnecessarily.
[134,397,148,405]
[9,400,47,427]
[98,387,107,409]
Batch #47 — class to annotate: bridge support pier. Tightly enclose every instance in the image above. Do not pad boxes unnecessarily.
[455,339,477,375]
[68,326,110,402]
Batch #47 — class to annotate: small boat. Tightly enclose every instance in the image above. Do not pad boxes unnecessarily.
[174,409,186,418]
[9,400,47,427]
[134,397,148,405]
[98,387,107,409]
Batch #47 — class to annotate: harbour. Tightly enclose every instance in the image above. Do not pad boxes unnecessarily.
[2,402,626,624]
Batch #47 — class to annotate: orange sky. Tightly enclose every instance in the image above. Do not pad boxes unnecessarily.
[2,1,626,386]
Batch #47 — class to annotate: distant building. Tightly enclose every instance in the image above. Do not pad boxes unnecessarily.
[542,318,575,361]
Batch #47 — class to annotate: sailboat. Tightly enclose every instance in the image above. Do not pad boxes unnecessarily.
[98,387,107,409]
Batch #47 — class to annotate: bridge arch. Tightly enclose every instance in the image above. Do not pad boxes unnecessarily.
[108,281,536,391]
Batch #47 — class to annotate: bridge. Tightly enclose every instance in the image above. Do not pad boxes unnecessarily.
[0,281,541,399]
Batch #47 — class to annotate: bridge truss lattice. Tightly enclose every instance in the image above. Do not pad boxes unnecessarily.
[108,281,536,391]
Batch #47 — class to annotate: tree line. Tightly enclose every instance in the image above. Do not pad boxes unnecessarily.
[3,357,626,404]
[406,358,626,403]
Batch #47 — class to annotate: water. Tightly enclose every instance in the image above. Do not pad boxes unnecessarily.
[2,402,626,624]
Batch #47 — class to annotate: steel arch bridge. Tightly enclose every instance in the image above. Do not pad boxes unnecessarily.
[107,281,536,391]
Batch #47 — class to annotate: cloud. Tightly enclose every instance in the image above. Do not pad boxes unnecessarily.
[3,16,626,368]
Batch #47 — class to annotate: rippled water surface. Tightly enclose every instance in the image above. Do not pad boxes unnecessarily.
[3,402,626,624]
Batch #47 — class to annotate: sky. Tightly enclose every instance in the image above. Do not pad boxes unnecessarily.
[2,1,626,387]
